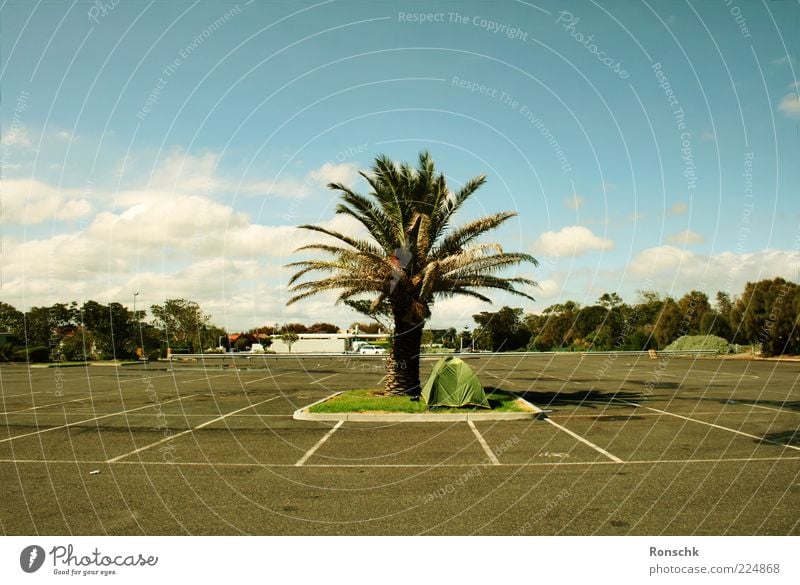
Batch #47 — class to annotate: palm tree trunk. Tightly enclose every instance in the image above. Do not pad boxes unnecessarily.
[384,318,424,396]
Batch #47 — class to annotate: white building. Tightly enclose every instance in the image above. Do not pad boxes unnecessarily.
[269,333,389,354]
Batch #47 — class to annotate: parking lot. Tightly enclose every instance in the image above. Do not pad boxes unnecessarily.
[1,353,797,535]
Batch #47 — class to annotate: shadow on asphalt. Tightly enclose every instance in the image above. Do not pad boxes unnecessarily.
[758,429,800,447]
[720,398,800,412]
[512,389,649,410]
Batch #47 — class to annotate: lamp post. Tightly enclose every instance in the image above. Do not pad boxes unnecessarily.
[133,292,140,360]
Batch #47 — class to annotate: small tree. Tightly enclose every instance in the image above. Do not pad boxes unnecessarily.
[282,332,299,352]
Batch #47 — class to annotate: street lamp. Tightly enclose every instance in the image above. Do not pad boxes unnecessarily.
[460,326,469,352]
[133,292,141,359]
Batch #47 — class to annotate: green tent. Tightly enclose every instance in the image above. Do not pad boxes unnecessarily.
[421,357,490,409]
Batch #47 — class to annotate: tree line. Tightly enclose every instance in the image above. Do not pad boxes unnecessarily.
[0,295,379,362]
[449,277,799,356]
[1,277,796,362]
[0,298,222,362]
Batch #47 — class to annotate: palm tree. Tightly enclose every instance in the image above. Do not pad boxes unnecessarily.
[286,152,537,396]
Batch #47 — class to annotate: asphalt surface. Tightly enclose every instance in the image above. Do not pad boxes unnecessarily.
[0,353,797,535]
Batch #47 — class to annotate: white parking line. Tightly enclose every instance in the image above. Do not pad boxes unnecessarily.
[1,391,44,398]
[4,455,796,468]
[468,420,500,465]
[309,374,338,385]
[244,372,292,385]
[181,374,231,383]
[117,374,174,383]
[0,396,89,414]
[617,400,800,452]
[745,403,798,415]
[106,396,281,463]
[0,395,195,444]
[294,421,344,466]
[544,418,624,463]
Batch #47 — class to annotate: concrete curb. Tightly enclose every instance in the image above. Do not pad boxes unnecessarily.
[293,393,544,422]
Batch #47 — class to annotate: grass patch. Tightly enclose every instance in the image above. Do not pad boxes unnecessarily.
[308,388,531,414]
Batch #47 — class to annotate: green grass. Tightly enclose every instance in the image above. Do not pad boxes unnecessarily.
[308,388,531,414]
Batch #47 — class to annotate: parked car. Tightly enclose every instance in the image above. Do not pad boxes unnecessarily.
[358,344,387,355]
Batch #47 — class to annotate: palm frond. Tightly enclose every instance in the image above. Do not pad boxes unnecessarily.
[295,224,384,258]
[431,211,517,260]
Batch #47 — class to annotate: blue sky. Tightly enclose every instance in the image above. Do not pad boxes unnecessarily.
[2,0,799,330]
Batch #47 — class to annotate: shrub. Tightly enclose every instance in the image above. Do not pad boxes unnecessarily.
[664,335,731,354]
[13,345,51,362]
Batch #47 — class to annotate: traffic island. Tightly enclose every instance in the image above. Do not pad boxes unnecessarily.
[293,388,543,422]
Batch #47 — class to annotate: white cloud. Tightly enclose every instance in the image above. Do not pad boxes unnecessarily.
[628,246,800,296]
[777,92,800,118]
[626,213,646,222]
[535,279,561,299]
[2,124,31,147]
[428,296,488,327]
[533,225,613,257]
[308,162,359,186]
[1,179,92,224]
[563,194,585,210]
[670,202,688,215]
[665,229,704,245]
[238,177,312,198]
[770,56,796,66]
[149,147,224,193]
[601,181,617,192]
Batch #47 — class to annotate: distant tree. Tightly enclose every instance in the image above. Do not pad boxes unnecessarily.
[677,290,711,335]
[633,290,665,328]
[308,322,340,333]
[598,292,622,309]
[60,327,98,361]
[350,321,383,334]
[575,305,611,347]
[653,299,683,348]
[21,306,54,347]
[530,301,580,350]
[458,328,472,352]
[150,299,211,353]
[234,336,251,352]
[472,307,530,351]
[281,332,299,352]
[715,291,733,318]
[731,278,800,356]
[0,302,24,335]
[441,327,458,349]
[282,322,309,333]
[80,301,137,359]
[621,328,656,351]
[700,310,732,340]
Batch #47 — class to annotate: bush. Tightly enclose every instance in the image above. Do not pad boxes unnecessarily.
[13,345,51,362]
[0,342,16,362]
[664,335,731,354]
